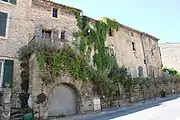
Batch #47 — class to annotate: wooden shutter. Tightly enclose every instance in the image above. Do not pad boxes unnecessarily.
[9,0,17,4]
[53,29,59,41]
[3,60,14,88]
[0,12,7,37]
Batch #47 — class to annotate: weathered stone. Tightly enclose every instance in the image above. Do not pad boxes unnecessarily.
[0,0,163,119]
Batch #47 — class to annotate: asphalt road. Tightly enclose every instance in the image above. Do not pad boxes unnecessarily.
[59,94,180,120]
[111,97,180,120]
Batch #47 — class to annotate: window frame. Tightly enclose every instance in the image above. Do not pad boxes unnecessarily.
[42,29,52,39]
[138,66,143,77]
[109,28,114,37]
[132,42,136,51]
[0,60,4,88]
[151,49,154,56]
[52,8,58,18]
[0,11,10,38]
[61,30,66,40]
[0,0,16,5]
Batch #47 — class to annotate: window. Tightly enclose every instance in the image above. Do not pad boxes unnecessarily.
[138,66,143,77]
[149,38,151,44]
[42,30,52,39]
[132,42,136,51]
[149,66,155,77]
[151,49,154,56]
[1,0,17,4]
[144,59,146,64]
[61,30,66,40]
[3,60,14,88]
[52,8,58,18]
[130,32,134,37]
[109,28,113,37]
[0,12,8,37]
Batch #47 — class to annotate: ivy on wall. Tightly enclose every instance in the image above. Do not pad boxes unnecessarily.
[18,10,156,105]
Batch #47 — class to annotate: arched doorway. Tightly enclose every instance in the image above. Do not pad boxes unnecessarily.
[48,83,78,116]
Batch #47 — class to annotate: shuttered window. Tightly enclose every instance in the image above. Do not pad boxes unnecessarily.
[9,0,16,4]
[0,12,7,37]
[3,60,14,88]
[52,29,59,41]
[1,0,17,4]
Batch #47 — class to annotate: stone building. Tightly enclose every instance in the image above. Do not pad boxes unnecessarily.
[0,0,163,119]
[106,25,162,78]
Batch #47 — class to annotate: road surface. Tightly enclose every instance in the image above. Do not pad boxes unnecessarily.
[111,97,180,120]
[59,95,180,120]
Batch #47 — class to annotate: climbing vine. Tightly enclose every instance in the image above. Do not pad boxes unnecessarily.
[33,14,127,97]
[36,45,92,81]
[18,11,129,103]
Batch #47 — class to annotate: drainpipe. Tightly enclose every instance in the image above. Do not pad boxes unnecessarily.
[140,33,148,77]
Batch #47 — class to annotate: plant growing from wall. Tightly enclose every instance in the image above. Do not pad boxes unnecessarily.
[36,92,47,104]
[17,45,34,109]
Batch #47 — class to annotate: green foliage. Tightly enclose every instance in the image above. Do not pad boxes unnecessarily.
[19,60,30,108]
[36,92,47,104]
[75,16,124,97]
[18,13,129,98]
[163,67,178,76]
[19,93,30,108]
[56,113,66,118]
[36,45,92,81]
[37,52,46,72]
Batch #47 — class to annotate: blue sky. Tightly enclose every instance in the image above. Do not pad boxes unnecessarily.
[58,0,180,43]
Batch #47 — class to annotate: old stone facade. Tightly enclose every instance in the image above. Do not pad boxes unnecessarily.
[0,0,163,119]
[106,26,162,78]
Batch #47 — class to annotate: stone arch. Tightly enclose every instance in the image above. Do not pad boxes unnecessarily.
[47,82,82,116]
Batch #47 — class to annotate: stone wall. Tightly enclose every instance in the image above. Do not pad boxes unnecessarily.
[143,35,163,77]
[101,80,180,110]
[106,28,147,77]
[106,27,162,78]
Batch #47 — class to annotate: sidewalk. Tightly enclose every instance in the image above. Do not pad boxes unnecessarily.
[57,94,180,120]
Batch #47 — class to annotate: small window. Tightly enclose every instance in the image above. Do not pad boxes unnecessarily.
[109,28,113,37]
[130,32,134,37]
[149,38,151,44]
[138,66,143,77]
[151,49,154,56]
[144,59,146,64]
[0,12,8,37]
[1,0,16,4]
[132,42,136,51]
[52,8,58,18]
[61,30,66,40]
[42,30,52,39]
